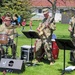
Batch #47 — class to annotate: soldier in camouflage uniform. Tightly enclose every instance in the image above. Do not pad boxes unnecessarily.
[0,13,17,59]
[35,8,56,65]
[68,16,75,62]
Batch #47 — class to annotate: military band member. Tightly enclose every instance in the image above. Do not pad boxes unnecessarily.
[0,12,17,59]
[68,15,75,62]
[35,8,56,65]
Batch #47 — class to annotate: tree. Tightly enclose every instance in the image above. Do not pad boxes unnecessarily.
[47,0,75,17]
[0,0,32,20]
[47,0,57,17]
[0,0,2,6]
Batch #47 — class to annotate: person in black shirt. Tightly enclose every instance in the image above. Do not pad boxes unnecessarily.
[11,14,18,26]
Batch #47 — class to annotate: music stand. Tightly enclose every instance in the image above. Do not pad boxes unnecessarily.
[55,39,75,75]
[22,30,40,65]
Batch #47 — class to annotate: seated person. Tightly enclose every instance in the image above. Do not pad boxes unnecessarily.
[0,12,17,59]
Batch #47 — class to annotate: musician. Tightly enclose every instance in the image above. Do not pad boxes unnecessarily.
[35,8,56,65]
[0,12,17,59]
[68,15,75,62]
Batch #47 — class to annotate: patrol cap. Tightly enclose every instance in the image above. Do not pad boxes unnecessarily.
[42,8,49,14]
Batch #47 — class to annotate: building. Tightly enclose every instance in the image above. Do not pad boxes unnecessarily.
[31,0,75,23]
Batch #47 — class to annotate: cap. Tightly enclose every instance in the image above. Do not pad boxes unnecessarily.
[42,8,49,14]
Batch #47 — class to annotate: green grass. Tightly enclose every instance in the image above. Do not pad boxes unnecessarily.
[0,21,75,75]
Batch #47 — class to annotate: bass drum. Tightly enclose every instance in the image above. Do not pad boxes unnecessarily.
[52,40,59,59]
[0,33,8,45]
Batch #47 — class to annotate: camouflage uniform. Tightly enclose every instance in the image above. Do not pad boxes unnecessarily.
[68,16,75,61]
[35,16,56,62]
[0,19,17,59]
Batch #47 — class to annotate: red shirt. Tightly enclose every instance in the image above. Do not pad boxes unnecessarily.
[21,21,26,26]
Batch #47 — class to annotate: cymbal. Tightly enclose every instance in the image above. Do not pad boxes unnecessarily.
[7,25,18,29]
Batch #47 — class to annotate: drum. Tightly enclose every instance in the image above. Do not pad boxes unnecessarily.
[0,33,8,44]
[52,40,59,59]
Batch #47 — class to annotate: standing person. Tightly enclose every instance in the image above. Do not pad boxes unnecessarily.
[11,14,18,26]
[21,18,26,31]
[29,19,32,30]
[35,8,56,65]
[17,15,22,26]
[0,12,17,59]
[68,15,75,62]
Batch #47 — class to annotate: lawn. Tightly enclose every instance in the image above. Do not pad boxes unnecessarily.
[0,21,75,75]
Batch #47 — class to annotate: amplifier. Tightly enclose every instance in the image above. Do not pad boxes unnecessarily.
[21,45,34,62]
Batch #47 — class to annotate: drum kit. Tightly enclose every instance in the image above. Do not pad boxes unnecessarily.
[0,25,18,58]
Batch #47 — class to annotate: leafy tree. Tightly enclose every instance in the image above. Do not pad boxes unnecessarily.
[48,0,57,17]
[0,0,32,20]
[47,0,75,17]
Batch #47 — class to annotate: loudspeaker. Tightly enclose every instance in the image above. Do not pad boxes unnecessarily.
[21,45,34,62]
[0,58,25,73]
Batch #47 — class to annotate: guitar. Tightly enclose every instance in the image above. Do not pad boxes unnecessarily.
[38,17,54,37]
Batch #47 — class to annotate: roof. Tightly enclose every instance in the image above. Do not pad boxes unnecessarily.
[31,0,75,8]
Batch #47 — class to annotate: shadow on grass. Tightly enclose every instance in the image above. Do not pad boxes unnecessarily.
[24,24,35,26]
[68,61,75,65]
[58,61,75,75]
[25,61,43,67]
[40,58,50,64]
[58,69,72,75]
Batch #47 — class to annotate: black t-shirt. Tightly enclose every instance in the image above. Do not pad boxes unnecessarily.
[11,20,18,26]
